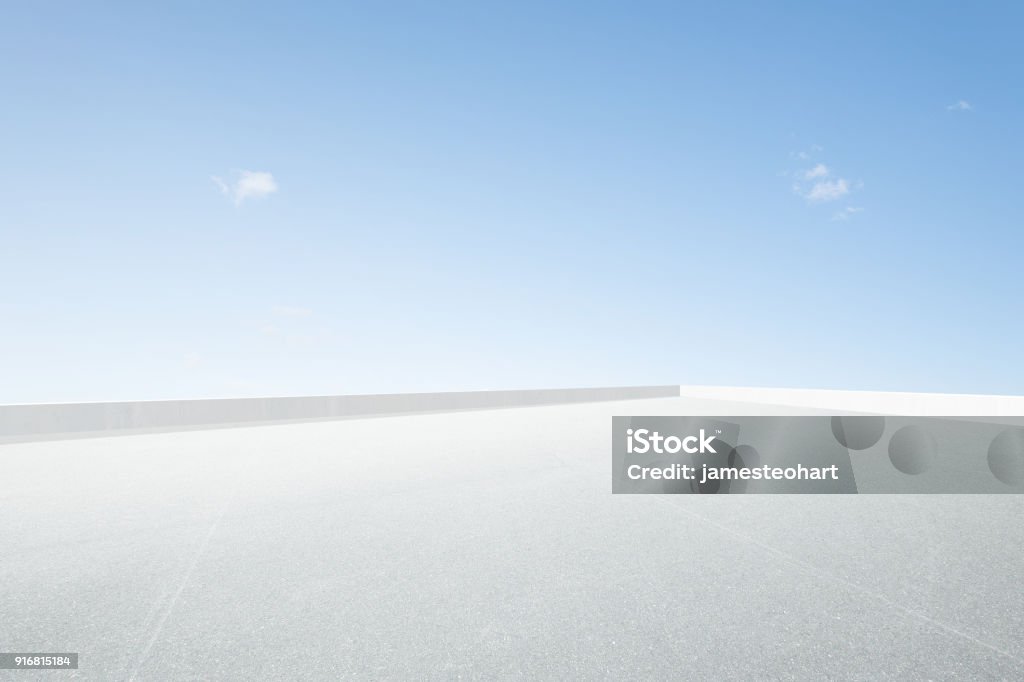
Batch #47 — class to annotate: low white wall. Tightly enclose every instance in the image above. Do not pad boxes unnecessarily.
[678,385,1024,416]
[0,385,680,442]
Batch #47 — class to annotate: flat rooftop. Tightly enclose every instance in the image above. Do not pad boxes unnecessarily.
[2,392,1023,679]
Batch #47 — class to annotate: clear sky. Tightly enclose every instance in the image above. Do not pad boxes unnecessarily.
[2,1,1022,402]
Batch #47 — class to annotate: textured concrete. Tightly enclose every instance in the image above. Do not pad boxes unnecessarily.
[1,396,1023,680]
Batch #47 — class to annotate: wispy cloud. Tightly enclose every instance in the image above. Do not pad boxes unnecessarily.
[803,163,829,180]
[946,100,972,112]
[831,206,864,222]
[804,178,850,203]
[788,148,858,207]
[790,144,823,161]
[212,170,279,205]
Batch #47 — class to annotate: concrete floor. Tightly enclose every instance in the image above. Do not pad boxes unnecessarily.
[2,397,1023,680]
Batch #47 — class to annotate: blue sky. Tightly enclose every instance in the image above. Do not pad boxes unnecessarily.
[2,1,1022,401]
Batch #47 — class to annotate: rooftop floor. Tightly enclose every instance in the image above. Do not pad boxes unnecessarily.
[2,395,1023,679]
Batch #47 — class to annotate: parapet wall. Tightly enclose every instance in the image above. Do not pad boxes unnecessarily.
[0,385,680,443]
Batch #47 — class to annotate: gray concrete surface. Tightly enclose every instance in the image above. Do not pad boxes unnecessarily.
[2,396,1023,680]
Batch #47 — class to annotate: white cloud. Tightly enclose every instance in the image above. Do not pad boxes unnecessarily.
[804,178,850,203]
[803,163,829,179]
[788,148,859,210]
[212,170,278,205]
[831,206,864,221]
[947,100,972,111]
